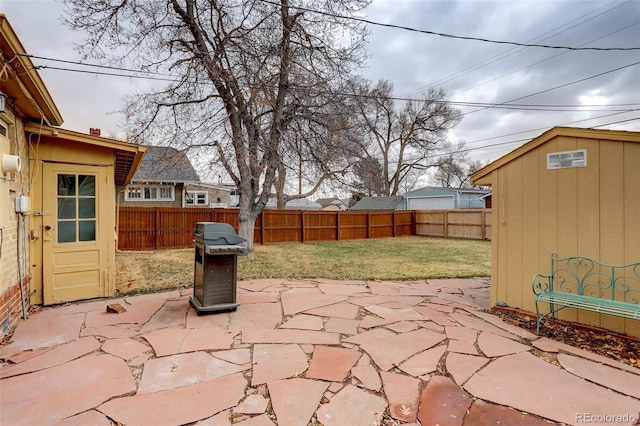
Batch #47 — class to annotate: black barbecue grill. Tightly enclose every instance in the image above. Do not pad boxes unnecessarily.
[190,222,248,315]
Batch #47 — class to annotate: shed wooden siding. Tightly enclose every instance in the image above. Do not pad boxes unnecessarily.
[483,130,640,337]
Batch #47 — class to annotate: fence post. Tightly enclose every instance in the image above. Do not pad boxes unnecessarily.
[260,211,265,245]
[443,210,449,239]
[301,211,306,243]
[366,212,370,239]
[412,210,417,236]
[155,209,161,249]
[392,211,396,237]
[336,211,340,241]
[481,209,486,240]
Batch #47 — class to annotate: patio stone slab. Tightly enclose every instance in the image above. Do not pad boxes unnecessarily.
[351,363,382,391]
[237,292,279,304]
[448,312,516,339]
[536,337,640,375]
[251,344,308,386]
[358,315,400,329]
[322,317,358,334]
[447,339,478,355]
[235,394,269,414]
[318,283,369,295]
[463,352,640,425]
[531,336,560,353]
[242,329,340,345]
[364,305,427,322]
[280,293,348,315]
[98,373,246,426]
[558,353,640,398]
[428,278,489,291]
[5,347,49,363]
[268,378,328,426]
[361,328,446,371]
[1,353,136,425]
[101,337,149,361]
[467,309,538,340]
[477,331,531,357]
[385,321,420,333]
[398,344,447,377]
[228,303,284,330]
[80,324,140,339]
[179,327,239,353]
[186,309,230,329]
[422,302,454,313]
[211,348,251,365]
[0,336,100,378]
[316,384,387,426]
[137,351,249,394]
[465,399,553,426]
[306,346,361,382]
[0,312,85,356]
[411,305,457,326]
[348,295,424,307]
[278,314,324,331]
[140,299,188,332]
[304,301,360,319]
[381,371,421,422]
[417,375,472,426]
[84,296,165,327]
[56,409,112,426]
[366,282,399,295]
[343,328,396,345]
[235,414,276,425]
[196,410,232,426]
[239,279,287,291]
[445,353,490,385]
[445,326,478,342]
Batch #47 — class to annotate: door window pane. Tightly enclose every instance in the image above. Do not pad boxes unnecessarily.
[78,175,95,196]
[58,222,76,243]
[79,221,96,241]
[58,199,76,219]
[79,199,95,219]
[58,175,76,196]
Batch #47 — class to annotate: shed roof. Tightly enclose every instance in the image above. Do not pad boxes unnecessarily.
[350,196,404,211]
[131,146,200,184]
[470,126,640,186]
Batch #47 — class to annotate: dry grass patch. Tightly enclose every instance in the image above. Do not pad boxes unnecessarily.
[115,236,490,295]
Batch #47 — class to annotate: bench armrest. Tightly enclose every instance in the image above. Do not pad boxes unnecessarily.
[532,273,553,295]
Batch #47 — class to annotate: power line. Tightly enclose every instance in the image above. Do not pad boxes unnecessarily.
[21,54,639,113]
[257,0,640,51]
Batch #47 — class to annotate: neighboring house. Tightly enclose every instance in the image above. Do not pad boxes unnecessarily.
[0,16,145,336]
[121,146,230,208]
[264,197,322,210]
[316,197,348,211]
[401,186,490,210]
[350,196,404,211]
[471,126,640,338]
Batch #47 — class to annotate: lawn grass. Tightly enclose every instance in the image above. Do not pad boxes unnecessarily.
[115,236,491,294]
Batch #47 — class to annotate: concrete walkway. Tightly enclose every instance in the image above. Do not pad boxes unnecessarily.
[1,278,638,426]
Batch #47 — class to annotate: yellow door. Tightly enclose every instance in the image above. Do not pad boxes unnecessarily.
[42,163,108,304]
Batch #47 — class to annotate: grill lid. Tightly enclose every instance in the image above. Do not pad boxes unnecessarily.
[194,222,246,245]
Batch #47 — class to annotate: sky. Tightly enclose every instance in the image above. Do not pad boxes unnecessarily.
[1,0,639,176]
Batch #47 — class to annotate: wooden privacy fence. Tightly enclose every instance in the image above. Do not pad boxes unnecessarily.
[415,209,492,240]
[117,207,417,250]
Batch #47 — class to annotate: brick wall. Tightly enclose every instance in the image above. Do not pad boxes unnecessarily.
[0,108,30,338]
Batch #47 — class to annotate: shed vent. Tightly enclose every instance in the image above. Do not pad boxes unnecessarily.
[547,149,587,170]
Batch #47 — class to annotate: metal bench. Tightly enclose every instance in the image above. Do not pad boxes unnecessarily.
[532,253,640,334]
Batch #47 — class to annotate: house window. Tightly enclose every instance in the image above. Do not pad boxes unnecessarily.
[0,121,7,138]
[125,185,174,201]
[547,149,587,170]
[186,190,208,206]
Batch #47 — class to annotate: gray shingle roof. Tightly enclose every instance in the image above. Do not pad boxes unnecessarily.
[132,146,200,183]
[349,196,404,211]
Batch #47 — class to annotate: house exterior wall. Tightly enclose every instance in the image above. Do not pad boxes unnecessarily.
[118,183,185,208]
[29,136,117,305]
[403,187,488,210]
[184,184,231,208]
[487,131,640,338]
[0,107,30,337]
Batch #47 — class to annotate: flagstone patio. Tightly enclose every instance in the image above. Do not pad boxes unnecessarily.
[1,277,639,425]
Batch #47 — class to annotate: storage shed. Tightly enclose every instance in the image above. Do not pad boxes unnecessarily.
[471,126,640,338]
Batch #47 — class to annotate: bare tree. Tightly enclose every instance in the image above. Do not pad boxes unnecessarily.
[432,142,486,188]
[64,0,369,250]
[349,78,461,196]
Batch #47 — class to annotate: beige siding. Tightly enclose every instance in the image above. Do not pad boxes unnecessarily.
[482,129,640,338]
